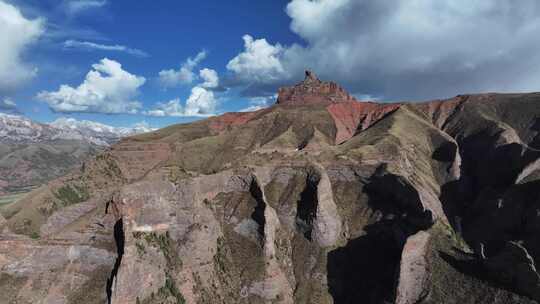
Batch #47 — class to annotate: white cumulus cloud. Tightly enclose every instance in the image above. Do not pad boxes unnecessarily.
[226,35,288,84]
[227,0,540,100]
[185,86,217,116]
[199,68,219,89]
[144,98,184,117]
[0,1,44,95]
[37,58,146,114]
[149,58,219,117]
[158,51,207,88]
[240,95,276,112]
[63,40,149,57]
[144,87,217,117]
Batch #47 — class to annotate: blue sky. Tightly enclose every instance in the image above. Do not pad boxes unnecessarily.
[2,1,540,129]
[1,0,297,127]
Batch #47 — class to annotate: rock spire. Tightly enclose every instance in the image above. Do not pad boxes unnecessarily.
[276,70,356,105]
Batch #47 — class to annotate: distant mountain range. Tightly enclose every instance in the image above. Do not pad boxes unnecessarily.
[0,113,154,146]
[0,113,154,195]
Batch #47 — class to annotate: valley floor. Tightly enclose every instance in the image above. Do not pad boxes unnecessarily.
[0,187,34,206]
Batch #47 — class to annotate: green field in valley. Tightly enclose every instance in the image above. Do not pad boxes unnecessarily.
[0,188,35,206]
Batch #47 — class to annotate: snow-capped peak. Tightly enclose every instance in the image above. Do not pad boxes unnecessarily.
[49,117,155,145]
[51,117,117,133]
[0,114,155,146]
[0,113,50,142]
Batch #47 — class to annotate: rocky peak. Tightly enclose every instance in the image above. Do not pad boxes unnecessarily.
[276,70,356,105]
[304,70,321,84]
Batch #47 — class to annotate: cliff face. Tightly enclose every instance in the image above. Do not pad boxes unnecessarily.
[2,75,540,304]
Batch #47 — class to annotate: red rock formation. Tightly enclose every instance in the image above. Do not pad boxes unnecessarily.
[419,93,505,128]
[276,70,356,105]
[275,70,401,144]
[327,101,401,144]
[207,110,264,133]
[416,95,470,129]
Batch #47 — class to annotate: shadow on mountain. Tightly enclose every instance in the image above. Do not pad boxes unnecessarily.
[327,221,400,304]
[439,250,526,297]
[295,171,320,241]
[326,163,443,303]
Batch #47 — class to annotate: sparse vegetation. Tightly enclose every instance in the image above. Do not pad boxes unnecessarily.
[214,236,228,273]
[96,154,123,178]
[158,275,186,304]
[139,273,186,304]
[135,231,186,304]
[133,231,182,264]
[135,241,146,257]
[166,165,192,183]
[54,184,89,206]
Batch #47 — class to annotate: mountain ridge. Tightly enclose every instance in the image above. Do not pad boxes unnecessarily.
[0,112,154,146]
[1,76,540,304]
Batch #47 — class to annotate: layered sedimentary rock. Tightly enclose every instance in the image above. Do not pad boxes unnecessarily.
[2,74,540,304]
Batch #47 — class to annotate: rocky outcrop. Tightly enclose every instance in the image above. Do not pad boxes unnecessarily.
[0,233,115,304]
[277,71,356,105]
[395,231,431,304]
[109,142,172,182]
[312,167,341,248]
[39,198,100,237]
